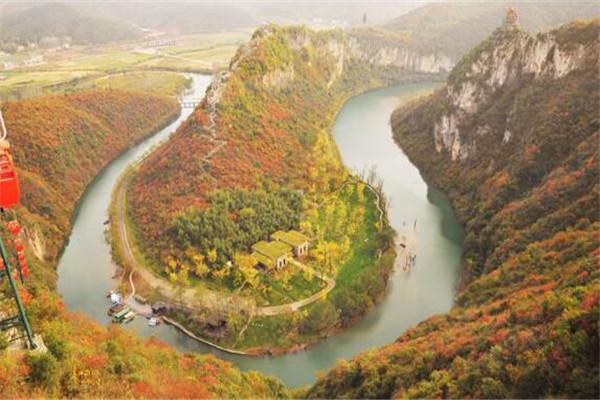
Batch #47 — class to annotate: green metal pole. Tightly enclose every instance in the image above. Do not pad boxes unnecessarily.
[0,237,36,349]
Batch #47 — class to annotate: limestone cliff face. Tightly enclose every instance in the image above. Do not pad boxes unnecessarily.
[347,35,453,73]
[206,25,452,109]
[433,21,598,161]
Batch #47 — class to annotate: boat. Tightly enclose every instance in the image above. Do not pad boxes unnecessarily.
[111,307,131,323]
[109,292,122,304]
[122,311,136,323]
[148,317,158,327]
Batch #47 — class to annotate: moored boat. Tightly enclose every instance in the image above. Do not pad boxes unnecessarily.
[111,307,131,323]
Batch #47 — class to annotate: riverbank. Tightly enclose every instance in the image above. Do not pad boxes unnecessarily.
[109,160,395,355]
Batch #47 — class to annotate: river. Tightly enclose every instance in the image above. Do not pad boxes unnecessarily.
[57,74,463,388]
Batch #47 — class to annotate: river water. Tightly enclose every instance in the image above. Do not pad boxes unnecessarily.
[57,74,463,388]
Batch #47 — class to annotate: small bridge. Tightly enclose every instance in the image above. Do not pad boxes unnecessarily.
[179,98,203,109]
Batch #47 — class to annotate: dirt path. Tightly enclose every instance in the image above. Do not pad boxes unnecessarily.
[256,260,336,316]
[162,317,249,355]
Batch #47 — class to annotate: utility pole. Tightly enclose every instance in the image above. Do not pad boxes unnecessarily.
[0,234,36,349]
[0,107,37,350]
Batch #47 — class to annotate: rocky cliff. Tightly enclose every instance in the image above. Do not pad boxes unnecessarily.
[382,1,599,62]
[347,29,453,73]
[433,18,598,161]
[213,25,452,96]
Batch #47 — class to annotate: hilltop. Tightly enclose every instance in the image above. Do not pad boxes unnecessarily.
[307,18,599,398]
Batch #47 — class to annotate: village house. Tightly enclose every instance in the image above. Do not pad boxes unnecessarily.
[271,230,310,256]
[2,62,16,71]
[251,240,292,270]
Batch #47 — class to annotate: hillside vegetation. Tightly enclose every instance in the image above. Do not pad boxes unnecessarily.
[5,91,179,261]
[307,19,599,399]
[383,1,598,61]
[0,91,286,397]
[124,25,434,351]
[75,72,191,97]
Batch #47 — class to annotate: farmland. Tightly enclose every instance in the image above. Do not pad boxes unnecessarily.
[0,30,251,100]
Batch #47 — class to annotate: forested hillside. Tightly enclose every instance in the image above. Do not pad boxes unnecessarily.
[307,18,599,399]
[0,92,286,397]
[382,1,598,61]
[5,91,179,262]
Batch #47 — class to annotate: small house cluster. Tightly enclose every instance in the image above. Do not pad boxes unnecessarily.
[1,55,45,71]
[251,230,310,270]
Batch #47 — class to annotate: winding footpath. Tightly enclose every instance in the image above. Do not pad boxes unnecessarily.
[256,260,336,316]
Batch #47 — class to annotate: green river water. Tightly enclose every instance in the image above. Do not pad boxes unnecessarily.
[57,74,463,387]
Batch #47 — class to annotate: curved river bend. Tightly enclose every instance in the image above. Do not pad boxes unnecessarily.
[57,74,463,387]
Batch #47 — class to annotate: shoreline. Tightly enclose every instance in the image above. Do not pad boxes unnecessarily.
[110,162,398,355]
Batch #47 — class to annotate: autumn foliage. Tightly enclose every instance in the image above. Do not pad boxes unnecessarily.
[128,26,370,277]
[3,90,180,261]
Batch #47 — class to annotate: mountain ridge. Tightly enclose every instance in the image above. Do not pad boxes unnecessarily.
[306,17,599,398]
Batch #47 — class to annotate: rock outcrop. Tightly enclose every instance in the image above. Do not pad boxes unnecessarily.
[432,12,598,161]
[207,25,452,111]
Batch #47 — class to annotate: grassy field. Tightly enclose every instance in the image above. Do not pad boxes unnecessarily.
[49,49,153,71]
[138,44,241,71]
[160,31,250,56]
[254,262,324,306]
[76,71,192,97]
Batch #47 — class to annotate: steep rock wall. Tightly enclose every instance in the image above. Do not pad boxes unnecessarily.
[434,22,598,160]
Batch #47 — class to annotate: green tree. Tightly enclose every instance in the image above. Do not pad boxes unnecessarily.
[300,301,340,334]
[26,353,58,390]
[234,253,259,288]
[480,377,509,398]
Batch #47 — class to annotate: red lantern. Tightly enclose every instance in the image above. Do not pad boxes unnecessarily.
[13,239,24,252]
[5,220,20,235]
[0,140,20,209]
[21,261,29,278]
